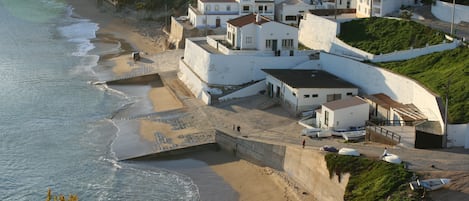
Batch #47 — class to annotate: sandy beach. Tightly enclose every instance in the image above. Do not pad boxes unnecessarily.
[66,1,313,200]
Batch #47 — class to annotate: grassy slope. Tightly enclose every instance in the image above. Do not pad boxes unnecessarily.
[338,17,445,54]
[377,47,469,124]
[325,154,416,201]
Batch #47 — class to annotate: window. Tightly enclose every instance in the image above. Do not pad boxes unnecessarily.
[304,94,310,98]
[282,39,294,49]
[312,94,318,98]
[327,94,341,102]
[258,5,263,11]
[245,36,252,44]
[346,92,353,96]
[227,5,231,11]
[215,5,219,11]
[292,92,296,97]
[205,5,211,11]
[228,32,232,40]
[265,40,273,49]
[324,111,329,126]
[285,16,297,21]
[340,0,342,4]
[243,5,249,12]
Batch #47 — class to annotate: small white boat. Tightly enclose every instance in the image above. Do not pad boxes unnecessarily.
[301,128,321,137]
[342,130,366,141]
[316,130,332,138]
[332,128,348,137]
[382,154,402,164]
[338,148,360,156]
[409,178,451,191]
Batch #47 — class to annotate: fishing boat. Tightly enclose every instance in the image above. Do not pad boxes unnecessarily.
[342,130,366,141]
[381,153,402,164]
[338,148,360,156]
[409,178,451,191]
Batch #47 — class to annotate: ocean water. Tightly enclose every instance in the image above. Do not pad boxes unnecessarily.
[0,1,202,200]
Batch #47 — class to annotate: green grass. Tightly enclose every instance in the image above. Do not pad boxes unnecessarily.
[325,154,417,201]
[338,17,446,54]
[377,47,469,124]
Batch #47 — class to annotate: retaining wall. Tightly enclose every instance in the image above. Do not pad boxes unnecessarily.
[215,130,349,201]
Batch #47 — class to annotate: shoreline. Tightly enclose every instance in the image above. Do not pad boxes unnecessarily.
[65,1,313,200]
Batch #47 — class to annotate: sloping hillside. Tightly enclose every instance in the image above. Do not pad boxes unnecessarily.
[338,17,446,54]
[377,47,469,124]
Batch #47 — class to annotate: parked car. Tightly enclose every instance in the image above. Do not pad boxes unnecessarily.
[301,128,321,137]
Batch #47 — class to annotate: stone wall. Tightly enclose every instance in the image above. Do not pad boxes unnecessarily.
[215,130,349,200]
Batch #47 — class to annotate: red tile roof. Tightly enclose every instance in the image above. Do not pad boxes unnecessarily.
[227,13,271,27]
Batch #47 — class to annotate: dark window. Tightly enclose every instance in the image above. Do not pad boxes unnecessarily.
[312,94,318,97]
[292,92,296,97]
[243,5,249,12]
[327,94,341,102]
[324,111,329,126]
[258,6,263,11]
[346,92,353,96]
[285,15,297,21]
[304,94,310,98]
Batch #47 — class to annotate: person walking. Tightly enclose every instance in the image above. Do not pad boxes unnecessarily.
[302,139,306,148]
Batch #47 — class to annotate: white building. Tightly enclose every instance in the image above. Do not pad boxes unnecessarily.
[363,93,427,125]
[188,0,275,28]
[179,14,315,104]
[226,13,298,51]
[262,69,358,115]
[315,96,369,130]
[275,0,357,25]
[356,0,417,17]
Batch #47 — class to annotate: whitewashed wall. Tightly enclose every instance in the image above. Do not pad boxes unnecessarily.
[447,124,469,148]
[178,59,211,104]
[432,0,469,24]
[188,5,239,28]
[256,22,299,51]
[218,81,266,102]
[325,102,369,129]
[277,2,315,24]
[183,38,310,85]
[298,13,338,50]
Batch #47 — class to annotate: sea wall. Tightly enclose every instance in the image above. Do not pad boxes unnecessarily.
[215,130,349,201]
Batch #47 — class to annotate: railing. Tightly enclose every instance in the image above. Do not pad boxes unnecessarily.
[366,121,402,143]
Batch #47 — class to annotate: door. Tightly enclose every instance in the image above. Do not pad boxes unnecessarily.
[272,40,277,51]
[216,18,220,27]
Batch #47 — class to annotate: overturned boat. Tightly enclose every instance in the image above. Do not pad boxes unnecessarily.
[409,178,451,191]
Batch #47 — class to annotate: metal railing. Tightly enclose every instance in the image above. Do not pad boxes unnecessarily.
[366,121,402,143]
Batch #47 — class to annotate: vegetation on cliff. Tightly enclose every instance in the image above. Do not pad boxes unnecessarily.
[325,154,416,201]
[338,17,445,54]
[377,47,469,124]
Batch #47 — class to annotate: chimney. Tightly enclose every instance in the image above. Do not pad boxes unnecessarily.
[256,13,261,23]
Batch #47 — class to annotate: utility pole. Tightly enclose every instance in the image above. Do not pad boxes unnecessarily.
[443,79,450,148]
[450,0,456,36]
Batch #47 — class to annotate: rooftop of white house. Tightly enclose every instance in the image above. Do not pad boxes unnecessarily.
[322,96,367,110]
[262,69,358,89]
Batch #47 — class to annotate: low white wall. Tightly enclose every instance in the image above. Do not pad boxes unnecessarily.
[319,53,445,132]
[330,37,460,62]
[218,81,266,102]
[447,124,469,148]
[432,1,469,24]
[371,40,460,62]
